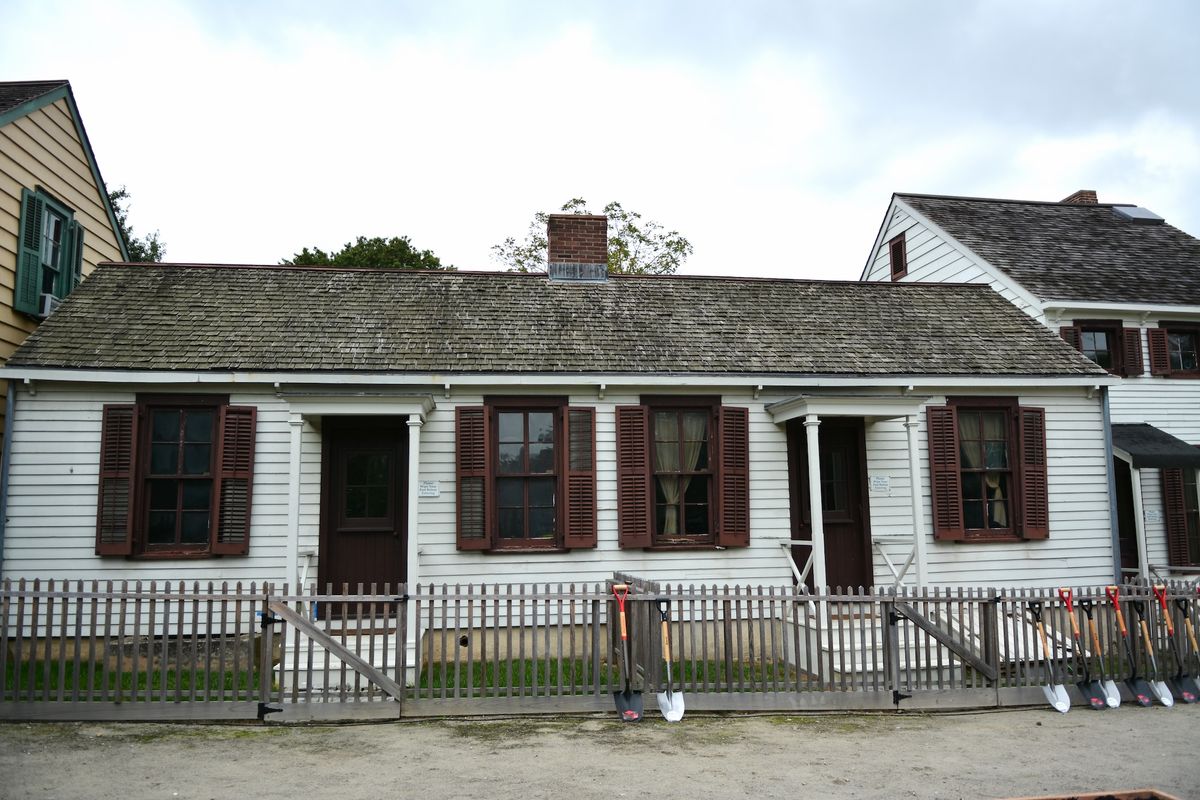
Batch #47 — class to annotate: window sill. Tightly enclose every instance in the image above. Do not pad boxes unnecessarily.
[1157,372,1200,379]
[485,545,569,554]
[126,550,221,560]
[951,533,1031,544]
[643,543,724,552]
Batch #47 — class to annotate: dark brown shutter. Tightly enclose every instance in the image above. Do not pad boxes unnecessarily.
[926,405,964,541]
[211,405,256,555]
[615,405,652,548]
[1059,326,1082,351]
[96,404,138,555]
[562,407,597,549]
[456,406,490,550]
[1120,328,1144,377]
[1147,328,1171,375]
[717,406,750,547]
[1162,468,1191,566]
[1018,406,1049,540]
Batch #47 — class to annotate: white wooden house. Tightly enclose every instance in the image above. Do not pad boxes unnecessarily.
[862,190,1200,582]
[0,215,1116,596]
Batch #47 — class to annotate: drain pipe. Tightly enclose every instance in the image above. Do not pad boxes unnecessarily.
[1101,386,1122,585]
[0,381,15,577]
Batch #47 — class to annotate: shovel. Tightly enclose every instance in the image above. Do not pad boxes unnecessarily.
[655,598,685,722]
[1077,598,1120,707]
[611,584,643,722]
[1057,588,1107,710]
[1153,585,1199,703]
[1028,600,1070,713]
[1175,596,1200,684]
[1130,598,1174,707]
[1106,585,1155,707]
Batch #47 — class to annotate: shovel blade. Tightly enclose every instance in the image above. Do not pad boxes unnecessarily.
[1125,677,1155,707]
[1077,680,1108,710]
[1102,679,1121,708]
[1169,676,1199,704]
[615,688,643,722]
[1043,684,1070,713]
[1149,680,1174,707]
[656,690,685,722]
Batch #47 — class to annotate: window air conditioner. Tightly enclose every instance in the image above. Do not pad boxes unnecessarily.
[39,293,62,318]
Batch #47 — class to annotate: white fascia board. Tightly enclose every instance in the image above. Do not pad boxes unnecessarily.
[766,394,932,423]
[1041,300,1200,322]
[891,199,1047,316]
[859,194,900,281]
[0,367,1119,390]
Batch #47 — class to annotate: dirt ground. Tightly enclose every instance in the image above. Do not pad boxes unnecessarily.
[0,707,1197,800]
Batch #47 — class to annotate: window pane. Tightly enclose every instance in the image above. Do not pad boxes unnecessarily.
[961,472,982,502]
[497,478,523,508]
[151,410,180,442]
[987,498,1009,529]
[528,507,555,538]
[985,474,1009,528]
[345,487,367,518]
[499,508,524,539]
[683,478,708,504]
[150,444,178,475]
[959,439,980,469]
[149,479,176,509]
[181,480,211,510]
[962,500,985,530]
[684,502,709,535]
[528,412,554,444]
[366,487,388,517]
[180,511,210,543]
[655,439,680,471]
[691,440,709,471]
[528,477,555,507]
[147,511,176,544]
[184,410,213,443]
[182,444,211,475]
[528,443,555,473]
[655,503,674,536]
[497,412,524,443]
[959,413,980,441]
[498,443,524,473]
[983,441,1008,469]
[654,412,678,444]
[981,412,1006,441]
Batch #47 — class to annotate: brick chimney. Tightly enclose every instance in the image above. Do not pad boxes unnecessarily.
[1060,189,1098,205]
[546,214,608,281]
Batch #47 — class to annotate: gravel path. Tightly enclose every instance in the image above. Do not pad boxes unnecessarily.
[1,707,1197,799]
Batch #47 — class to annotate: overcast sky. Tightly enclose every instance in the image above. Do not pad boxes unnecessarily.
[4,0,1198,279]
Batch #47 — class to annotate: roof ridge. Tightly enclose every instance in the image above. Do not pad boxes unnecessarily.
[896,191,1134,209]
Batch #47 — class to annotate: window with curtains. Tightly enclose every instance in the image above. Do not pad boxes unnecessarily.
[1059,321,1142,377]
[651,407,715,543]
[1147,324,1200,377]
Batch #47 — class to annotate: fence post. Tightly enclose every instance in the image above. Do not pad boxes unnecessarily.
[257,584,282,722]
[881,597,907,707]
[396,584,408,718]
[982,590,1001,706]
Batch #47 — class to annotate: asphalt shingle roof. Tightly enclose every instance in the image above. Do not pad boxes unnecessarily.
[0,80,68,117]
[8,264,1105,377]
[899,193,1200,306]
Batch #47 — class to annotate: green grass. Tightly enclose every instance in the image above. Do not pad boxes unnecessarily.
[3,658,259,701]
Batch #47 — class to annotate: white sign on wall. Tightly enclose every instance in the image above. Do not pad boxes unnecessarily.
[868,475,891,495]
[418,480,441,498]
[1144,508,1163,525]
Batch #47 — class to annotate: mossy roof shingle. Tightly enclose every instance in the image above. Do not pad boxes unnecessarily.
[8,263,1105,377]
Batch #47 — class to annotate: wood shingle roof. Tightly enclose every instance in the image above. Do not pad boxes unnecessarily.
[8,263,1105,377]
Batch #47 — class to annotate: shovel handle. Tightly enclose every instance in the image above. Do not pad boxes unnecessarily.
[656,598,672,661]
[1106,585,1129,636]
[1058,588,1084,640]
[1079,599,1105,654]
[660,619,671,662]
[1153,585,1175,636]
[613,585,630,641]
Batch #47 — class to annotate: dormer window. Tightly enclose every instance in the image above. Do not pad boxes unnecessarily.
[16,187,84,317]
[1060,321,1143,377]
[1148,324,1200,377]
[888,234,908,280]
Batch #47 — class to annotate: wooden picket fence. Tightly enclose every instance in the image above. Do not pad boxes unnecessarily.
[1,577,1198,721]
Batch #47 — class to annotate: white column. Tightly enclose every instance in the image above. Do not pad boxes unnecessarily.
[904,416,927,587]
[285,413,304,591]
[405,414,424,678]
[1130,467,1150,582]
[804,414,827,591]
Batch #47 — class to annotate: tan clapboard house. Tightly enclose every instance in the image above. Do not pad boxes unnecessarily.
[0,80,127,430]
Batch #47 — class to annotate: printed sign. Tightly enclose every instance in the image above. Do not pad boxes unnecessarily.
[1144,508,1163,525]
[868,475,891,495]
[418,480,441,498]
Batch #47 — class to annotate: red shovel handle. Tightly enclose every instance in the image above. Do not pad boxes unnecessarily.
[612,584,630,641]
[1153,585,1175,636]
[1057,587,1074,612]
[1106,585,1129,636]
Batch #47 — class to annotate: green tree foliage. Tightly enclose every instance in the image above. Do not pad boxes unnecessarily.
[282,236,449,270]
[491,198,693,275]
[107,186,165,262]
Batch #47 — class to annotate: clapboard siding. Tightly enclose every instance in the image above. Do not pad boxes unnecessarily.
[3,380,1114,591]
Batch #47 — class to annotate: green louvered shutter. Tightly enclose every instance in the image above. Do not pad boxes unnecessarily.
[65,219,84,294]
[15,189,44,315]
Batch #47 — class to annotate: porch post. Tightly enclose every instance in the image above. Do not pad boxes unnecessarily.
[1129,467,1150,582]
[904,416,927,587]
[285,413,304,591]
[804,414,827,591]
[405,414,424,675]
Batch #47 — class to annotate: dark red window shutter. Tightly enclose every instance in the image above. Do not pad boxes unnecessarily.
[95,404,137,555]
[211,405,256,555]
[615,405,652,548]
[1147,328,1171,375]
[456,406,491,550]
[1059,326,1082,351]
[1120,328,1144,377]
[562,407,597,549]
[1018,406,1049,540]
[717,406,750,547]
[926,405,964,541]
[1162,468,1191,566]
[889,234,908,280]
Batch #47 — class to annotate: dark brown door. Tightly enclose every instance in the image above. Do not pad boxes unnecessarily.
[1114,457,1139,576]
[788,417,873,591]
[319,418,407,593]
